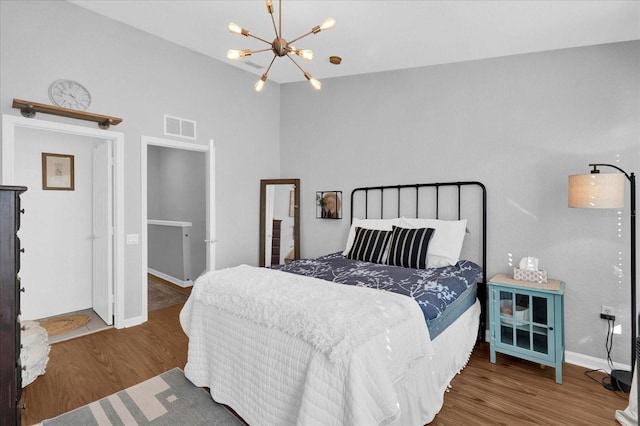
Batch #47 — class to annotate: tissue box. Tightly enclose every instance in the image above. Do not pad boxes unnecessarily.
[513,267,547,283]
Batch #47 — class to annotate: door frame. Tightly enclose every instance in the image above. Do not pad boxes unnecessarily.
[140,136,215,321]
[1,114,125,328]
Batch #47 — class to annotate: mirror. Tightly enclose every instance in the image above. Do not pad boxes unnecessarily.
[260,179,300,267]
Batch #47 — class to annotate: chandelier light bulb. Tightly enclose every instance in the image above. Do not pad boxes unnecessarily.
[290,46,313,62]
[309,77,322,90]
[265,0,273,14]
[228,22,250,36]
[304,72,321,90]
[255,74,268,92]
[319,18,335,31]
[298,49,313,61]
[227,49,251,61]
[228,22,242,34]
[312,17,335,34]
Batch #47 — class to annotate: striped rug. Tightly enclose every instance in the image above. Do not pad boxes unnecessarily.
[39,368,244,425]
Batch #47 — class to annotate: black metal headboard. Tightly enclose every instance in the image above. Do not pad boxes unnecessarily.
[350,181,488,341]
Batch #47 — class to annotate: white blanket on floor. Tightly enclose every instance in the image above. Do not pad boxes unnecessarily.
[181,265,433,425]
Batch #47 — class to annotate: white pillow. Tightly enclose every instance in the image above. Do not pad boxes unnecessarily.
[399,217,467,268]
[343,218,401,256]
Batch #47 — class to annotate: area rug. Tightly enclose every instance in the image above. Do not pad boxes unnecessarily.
[38,314,91,337]
[148,277,189,312]
[39,368,244,425]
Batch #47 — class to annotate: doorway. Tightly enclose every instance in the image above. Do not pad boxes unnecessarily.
[140,136,215,321]
[1,114,125,327]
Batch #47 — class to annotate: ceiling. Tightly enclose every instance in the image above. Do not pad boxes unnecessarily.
[68,1,639,85]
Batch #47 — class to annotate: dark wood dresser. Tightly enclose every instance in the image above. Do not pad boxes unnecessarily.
[271,219,282,266]
[0,185,27,425]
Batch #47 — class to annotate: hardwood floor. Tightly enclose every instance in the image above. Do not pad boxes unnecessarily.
[21,304,629,425]
[432,344,628,425]
[20,304,188,425]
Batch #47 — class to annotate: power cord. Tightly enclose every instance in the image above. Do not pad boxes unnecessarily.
[584,317,627,397]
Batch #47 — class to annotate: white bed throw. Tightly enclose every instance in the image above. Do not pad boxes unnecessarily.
[181,265,433,425]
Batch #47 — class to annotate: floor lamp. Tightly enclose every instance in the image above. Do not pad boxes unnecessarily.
[569,163,636,393]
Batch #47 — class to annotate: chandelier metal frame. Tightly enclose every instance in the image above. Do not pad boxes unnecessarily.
[227,0,335,91]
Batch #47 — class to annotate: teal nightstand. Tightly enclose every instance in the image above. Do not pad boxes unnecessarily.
[489,273,565,384]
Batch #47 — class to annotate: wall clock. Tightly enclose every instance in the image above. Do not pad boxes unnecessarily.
[48,79,92,111]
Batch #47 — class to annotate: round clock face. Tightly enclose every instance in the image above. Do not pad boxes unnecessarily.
[48,79,92,111]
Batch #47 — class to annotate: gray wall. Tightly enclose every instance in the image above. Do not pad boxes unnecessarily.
[1,0,281,321]
[280,41,640,365]
[2,0,639,367]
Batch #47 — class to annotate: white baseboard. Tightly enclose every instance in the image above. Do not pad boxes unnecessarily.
[565,350,630,372]
[148,268,193,288]
[118,270,191,329]
[120,315,145,329]
[483,329,629,373]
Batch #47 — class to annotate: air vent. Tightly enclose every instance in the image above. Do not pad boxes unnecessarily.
[164,115,196,140]
[244,61,264,69]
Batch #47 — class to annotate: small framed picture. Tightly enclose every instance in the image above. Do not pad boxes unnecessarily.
[316,191,342,219]
[42,153,74,190]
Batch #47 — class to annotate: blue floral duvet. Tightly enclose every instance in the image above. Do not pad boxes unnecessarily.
[274,252,483,339]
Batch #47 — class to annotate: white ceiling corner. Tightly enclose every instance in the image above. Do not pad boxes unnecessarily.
[67,0,640,84]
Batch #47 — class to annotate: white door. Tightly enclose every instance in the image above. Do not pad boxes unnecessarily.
[206,140,216,271]
[92,141,113,325]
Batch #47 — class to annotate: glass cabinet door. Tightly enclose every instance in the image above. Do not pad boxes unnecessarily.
[498,289,553,357]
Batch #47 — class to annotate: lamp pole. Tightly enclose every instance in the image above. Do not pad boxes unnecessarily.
[590,164,636,376]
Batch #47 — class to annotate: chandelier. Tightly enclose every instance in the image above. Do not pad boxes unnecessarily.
[226,0,335,92]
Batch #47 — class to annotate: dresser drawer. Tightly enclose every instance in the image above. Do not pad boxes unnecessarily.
[0,185,27,426]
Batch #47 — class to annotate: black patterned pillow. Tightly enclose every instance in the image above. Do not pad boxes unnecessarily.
[386,226,435,269]
[346,227,392,264]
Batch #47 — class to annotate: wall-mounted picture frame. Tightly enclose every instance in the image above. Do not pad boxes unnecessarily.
[316,191,342,219]
[42,152,75,191]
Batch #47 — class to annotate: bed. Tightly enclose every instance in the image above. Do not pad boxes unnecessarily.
[180,181,487,425]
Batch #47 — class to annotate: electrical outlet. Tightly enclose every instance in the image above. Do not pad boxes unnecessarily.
[600,305,615,321]
[601,305,614,316]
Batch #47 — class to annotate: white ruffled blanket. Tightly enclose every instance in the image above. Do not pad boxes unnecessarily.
[189,264,433,365]
[182,265,434,425]
[21,319,49,387]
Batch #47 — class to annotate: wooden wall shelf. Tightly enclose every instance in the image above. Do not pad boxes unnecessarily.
[12,98,122,129]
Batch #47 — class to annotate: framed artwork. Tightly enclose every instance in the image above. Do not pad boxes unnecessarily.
[42,152,75,190]
[316,191,342,219]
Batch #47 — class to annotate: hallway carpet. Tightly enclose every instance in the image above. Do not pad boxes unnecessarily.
[148,276,189,312]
